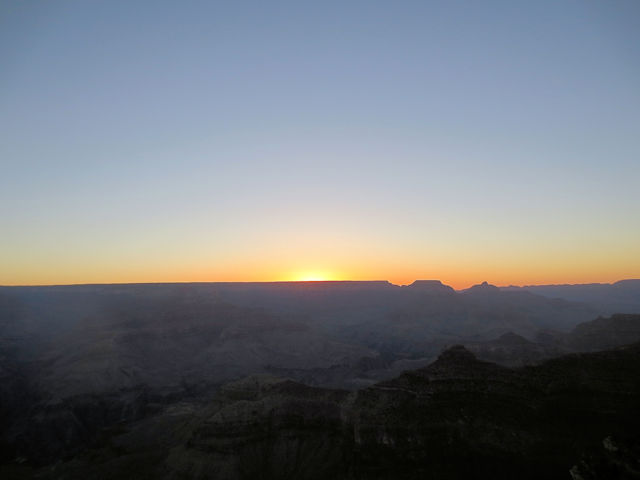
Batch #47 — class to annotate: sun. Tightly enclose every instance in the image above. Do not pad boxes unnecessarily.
[298,275,327,282]
[294,271,334,282]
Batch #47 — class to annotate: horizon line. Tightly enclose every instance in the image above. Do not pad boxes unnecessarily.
[1,278,638,290]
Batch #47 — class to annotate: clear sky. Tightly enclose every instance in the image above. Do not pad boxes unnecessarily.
[1,0,639,288]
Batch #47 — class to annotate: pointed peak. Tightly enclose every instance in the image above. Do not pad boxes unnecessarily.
[495,331,531,345]
[463,281,500,294]
[436,345,477,363]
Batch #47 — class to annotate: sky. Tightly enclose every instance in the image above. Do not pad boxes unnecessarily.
[1,0,639,289]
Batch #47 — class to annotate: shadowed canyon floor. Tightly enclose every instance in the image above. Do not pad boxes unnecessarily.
[1,281,639,478]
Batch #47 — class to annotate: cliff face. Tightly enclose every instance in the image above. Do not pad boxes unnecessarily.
[167,376,351,480]
[464,331,564,366]
[13,344,640,480]
[349,344,640,479]
[566,313,640,352]
[405,280,456,295]
[158,345,640,480]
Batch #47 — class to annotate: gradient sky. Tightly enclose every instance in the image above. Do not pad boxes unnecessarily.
[1,0,639,288]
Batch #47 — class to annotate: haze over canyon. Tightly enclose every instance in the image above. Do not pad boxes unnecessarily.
[1,279,640,478]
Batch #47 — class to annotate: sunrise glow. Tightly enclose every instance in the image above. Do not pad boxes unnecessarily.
[1,1,638,289]
[294,272,336,282]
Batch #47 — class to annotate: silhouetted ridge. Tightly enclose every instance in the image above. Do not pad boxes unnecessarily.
[500,279,640,313]
[567,313,640,351]
[435,345,477,363]
[464,281,500,293]
[495,331,531,346]
[406,280,455,294]
[613,279,640,288]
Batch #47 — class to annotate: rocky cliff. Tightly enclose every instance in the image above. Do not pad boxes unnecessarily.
[27,344,640,480]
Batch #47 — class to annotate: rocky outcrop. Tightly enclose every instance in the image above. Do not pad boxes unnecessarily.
[349,344,640,478]
[570,436,640,480]
[566,314,640,352]
[166,376,351,480]
[462,281,501,294]
[8,344,640,479]
[405,280,456,295]
[464,331,565,366]
[162,344,640,479]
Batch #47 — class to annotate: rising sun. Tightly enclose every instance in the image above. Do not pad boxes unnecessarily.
[295,272,334,282]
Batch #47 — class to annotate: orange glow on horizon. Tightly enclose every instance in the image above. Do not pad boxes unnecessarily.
[296,275,331,282]
[2,268,638,291]
[291,269,342,282]
[2,242,638,291]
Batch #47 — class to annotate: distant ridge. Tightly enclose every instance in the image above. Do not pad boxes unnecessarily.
[0,280,395,290]
[502,279,640,289]
[461,281,501,294]
[2,279,638,289]
[405,280,455,294]
[501,279,640,314]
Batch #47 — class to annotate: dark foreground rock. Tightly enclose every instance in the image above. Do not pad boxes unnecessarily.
[12,343,639,480]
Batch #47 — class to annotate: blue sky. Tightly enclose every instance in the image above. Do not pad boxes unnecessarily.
[1,1,639,286]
